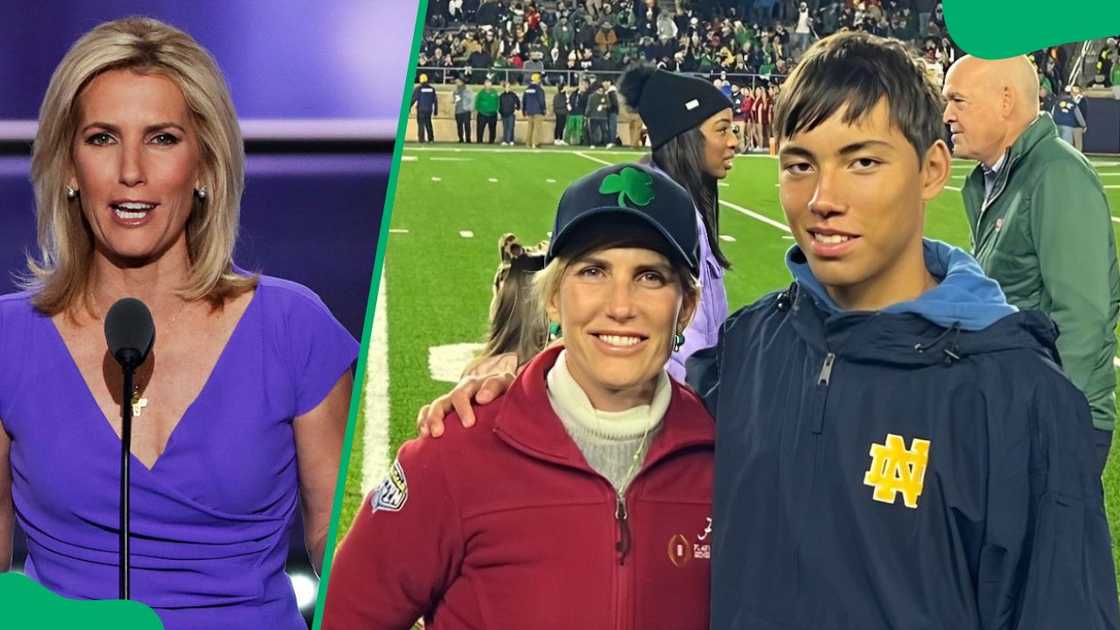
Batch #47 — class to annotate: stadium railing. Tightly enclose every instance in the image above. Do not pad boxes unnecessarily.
[414,66,787,88]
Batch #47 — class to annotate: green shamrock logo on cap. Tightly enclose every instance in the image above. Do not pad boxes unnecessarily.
[599,166,655,208]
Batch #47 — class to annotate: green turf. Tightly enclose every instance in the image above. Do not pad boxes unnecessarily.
[341,143,1120,583]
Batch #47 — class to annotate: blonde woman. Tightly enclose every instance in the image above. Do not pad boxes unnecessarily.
[0,18,356,629]
[325,163,714,629]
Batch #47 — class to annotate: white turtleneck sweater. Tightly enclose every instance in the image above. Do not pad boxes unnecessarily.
[545,351,671,494]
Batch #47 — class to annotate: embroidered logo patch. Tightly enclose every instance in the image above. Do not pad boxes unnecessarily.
[598,166,655,208]
[370,459,408,513]
[668,534,691,567]
[863,434,930,509]
[685,98,700,110]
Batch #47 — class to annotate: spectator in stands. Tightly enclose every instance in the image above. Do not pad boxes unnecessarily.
[410,73,438,143]
[657,9,678,42]
[565,78,590,145]
[523,49,545,82]
[1113,51,1120,99]
[585,80,609,147]
[522,73,547,148]
[1071,85,1089,151]
[754,84,773,150]
[604,78,621,147]
[944,54,1120,474]
[499,79,521,145]
[595,21,618,54]
[730,82,747,153]
[793,2,813,57]
[553,83,570,145]
[638,0,660,39]
[453,77,475,142]
[476,77,500,144]
[1051,87,1087,147]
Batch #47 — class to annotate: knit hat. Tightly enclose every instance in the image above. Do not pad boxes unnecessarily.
[548,163,698,274]
[619,65,732,149]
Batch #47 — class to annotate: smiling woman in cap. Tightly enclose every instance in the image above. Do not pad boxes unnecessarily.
[324,163,715,630]
[617,64,739,380]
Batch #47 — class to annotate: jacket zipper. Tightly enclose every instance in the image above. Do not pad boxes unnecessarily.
[614,491,633,630]
[615,493,631,564]
[817,352,836,386]
[811,352,835,433]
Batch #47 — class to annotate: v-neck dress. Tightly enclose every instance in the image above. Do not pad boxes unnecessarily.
[0,276,358,629]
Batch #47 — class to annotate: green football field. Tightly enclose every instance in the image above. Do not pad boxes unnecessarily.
[339,143,1120,579]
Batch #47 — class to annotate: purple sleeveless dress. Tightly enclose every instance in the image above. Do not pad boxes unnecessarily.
[0,276,358,629]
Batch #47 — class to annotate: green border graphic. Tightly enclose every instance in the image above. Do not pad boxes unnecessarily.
[310,0,430,628]
[944,0,1120,58]
[0,574,163,628]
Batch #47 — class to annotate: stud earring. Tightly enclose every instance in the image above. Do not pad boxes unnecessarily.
[548,322,562,340]
[673,332,686,352]
[195,186,208,200]
[65,186,77,199]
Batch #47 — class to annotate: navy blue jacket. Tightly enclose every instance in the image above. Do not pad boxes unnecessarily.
[1052,95,1085,128]
[411,84,438,115]
[688,244,1118,629]
[522,82,546,115]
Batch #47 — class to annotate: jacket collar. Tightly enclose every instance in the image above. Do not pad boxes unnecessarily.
[971,113,1057,199]
[784,281,1058,368]
[493,346,714,471]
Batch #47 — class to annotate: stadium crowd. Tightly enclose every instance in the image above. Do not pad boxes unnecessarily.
[416,0,964,85]
[412,0,1115,153]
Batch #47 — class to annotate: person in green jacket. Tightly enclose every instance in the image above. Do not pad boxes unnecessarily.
[1111,60,1120,100]
[475,78,500,145]
[943,54,1120,474]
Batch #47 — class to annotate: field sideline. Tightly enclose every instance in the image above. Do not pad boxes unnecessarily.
[339,143,1120,581]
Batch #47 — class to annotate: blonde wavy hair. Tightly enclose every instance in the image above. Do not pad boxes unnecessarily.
[26,16,256,314]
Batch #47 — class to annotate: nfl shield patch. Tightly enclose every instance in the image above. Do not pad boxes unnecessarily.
[371,459,409,513]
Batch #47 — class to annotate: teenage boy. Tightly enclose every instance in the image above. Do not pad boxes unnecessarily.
[689,31,1118,629]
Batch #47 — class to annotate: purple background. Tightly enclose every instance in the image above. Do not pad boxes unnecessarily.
[0,0,416,121]
[0,1,420,622]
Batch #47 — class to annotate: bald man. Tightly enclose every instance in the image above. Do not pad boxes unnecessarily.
[944,55,1120,474]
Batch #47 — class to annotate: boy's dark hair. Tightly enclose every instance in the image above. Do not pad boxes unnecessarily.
[773,31,945,158]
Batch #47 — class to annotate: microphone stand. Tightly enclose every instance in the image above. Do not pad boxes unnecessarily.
[118,353,138,601]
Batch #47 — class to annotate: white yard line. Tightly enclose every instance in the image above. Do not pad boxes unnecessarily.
[1111,217,1120,225]
[575,150,613,166]
[719,199,791,233]
[361,267,391,496]
[404,144,782,160]
[945,185,962,192]
[1115,356,1120,369]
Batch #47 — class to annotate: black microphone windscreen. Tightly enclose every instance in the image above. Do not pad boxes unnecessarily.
[104,298,155,369]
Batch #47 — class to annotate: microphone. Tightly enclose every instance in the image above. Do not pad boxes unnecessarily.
[103,298,155,601]
[105,298,155,370]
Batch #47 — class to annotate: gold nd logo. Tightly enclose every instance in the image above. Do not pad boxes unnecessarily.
[863,434,931,509]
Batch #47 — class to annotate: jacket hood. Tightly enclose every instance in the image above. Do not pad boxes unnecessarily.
[783,240,1056,367]
[786,238,1017,331]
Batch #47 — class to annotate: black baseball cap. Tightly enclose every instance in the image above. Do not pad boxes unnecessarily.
[547,163,698,274]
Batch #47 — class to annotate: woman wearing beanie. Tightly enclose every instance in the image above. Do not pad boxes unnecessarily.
[617,64,739,380]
